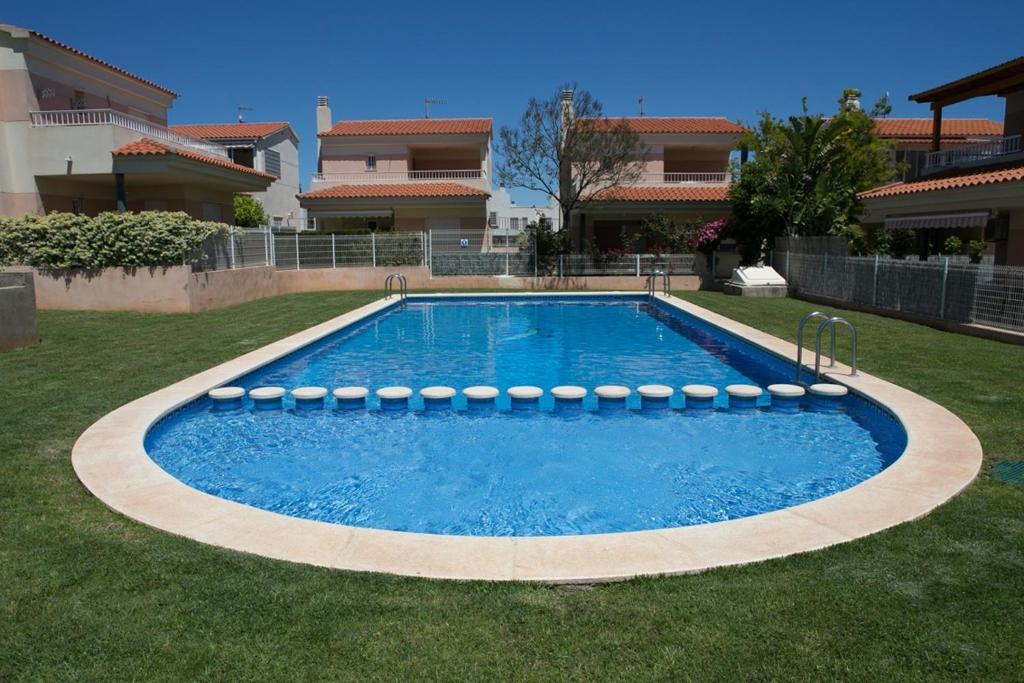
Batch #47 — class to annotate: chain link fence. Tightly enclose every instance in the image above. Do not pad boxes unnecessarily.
[428,229,535,276]
[775,250,1024,332]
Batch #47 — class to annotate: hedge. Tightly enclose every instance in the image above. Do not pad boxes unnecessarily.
[0,211,234,269]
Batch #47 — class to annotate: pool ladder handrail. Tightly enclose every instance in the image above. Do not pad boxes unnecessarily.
[384,273,407,301]
[813,316,857,382]
[796,311,835,384]
[646,270,671,297]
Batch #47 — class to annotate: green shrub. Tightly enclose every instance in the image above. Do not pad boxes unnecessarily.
[0,211,232,269]
[233,195,267,228]
[943,236,963,255]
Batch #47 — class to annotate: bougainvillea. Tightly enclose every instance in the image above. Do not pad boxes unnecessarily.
[689,218,731,254]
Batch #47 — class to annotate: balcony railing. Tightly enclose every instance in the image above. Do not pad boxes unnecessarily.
[311,169,486,184]
[29,109,229,159]
[637,172,729,185]
[924,134,1022,170]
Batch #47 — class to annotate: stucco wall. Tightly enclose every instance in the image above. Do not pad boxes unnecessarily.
[24,264,701,313]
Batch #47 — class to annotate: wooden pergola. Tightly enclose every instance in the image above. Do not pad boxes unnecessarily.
[909,56,1024,151]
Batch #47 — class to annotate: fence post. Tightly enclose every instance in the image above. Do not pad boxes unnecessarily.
[786,249,791,279]
[872,254,879,306]
[635,253,641,277]
[427,230,432,274]
[940,257,949,319]
[331,233,336,269]
[533,230,538,280]
[229,234,236,270]
[505,243,510,277]
[559,254,564,278]
[712,250,718,278]
[295,232,300,271]
[371,232,377,268]
[421,231,427,267]
[263,229,270,266]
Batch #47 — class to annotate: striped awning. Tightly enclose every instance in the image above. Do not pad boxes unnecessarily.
[884,211,990,230]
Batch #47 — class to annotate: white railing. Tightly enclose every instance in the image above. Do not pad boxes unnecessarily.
[924,134,1022,170]
[636,172,729,185]
[311,169,486,184]
[29,109,230,159]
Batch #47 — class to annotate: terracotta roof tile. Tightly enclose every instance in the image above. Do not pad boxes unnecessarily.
[13,27,178,97]
[589,185,730,202]
[112,138,275,180]
[169,122,291,140]
[858,162,1024,199]
[585,117,746,135]
[298,182,489,200]
[873,118,1003,140]
[321,118,492,137]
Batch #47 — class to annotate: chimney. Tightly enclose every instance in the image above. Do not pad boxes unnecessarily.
[316,96,332,171]
[559,89,574,148]
[316,96,332,134]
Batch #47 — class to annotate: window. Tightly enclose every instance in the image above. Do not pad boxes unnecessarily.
[264,149,281,178]
[366,155,377,171]
[488,211,497,227]
[228,147,255,169]
[71,197,85,215]
[71,90,86,110]
[272,216,283,227]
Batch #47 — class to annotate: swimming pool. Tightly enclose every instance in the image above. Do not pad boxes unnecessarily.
[144,295,906,537]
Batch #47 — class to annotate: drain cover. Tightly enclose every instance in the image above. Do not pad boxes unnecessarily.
[991,460,1024,487]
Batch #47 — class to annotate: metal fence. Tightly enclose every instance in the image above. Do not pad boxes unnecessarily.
[774,251,1024,332]
[192,228,699,280]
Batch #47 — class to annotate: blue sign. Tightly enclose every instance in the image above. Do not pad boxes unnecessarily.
[459,239,469,249]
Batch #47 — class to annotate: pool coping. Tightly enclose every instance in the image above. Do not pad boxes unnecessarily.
[72,292,983,583]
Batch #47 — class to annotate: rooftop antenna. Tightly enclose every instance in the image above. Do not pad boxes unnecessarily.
[638,95,645,117]
[237,105,253,123]
[424,97,447,119]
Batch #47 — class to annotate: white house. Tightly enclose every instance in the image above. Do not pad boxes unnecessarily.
[487,186,560,246]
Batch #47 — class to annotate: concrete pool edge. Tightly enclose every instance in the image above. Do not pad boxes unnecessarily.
[71,292,983,583]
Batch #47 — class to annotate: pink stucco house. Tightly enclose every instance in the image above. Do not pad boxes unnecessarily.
[298,97,491,233]
[571,115,747,251]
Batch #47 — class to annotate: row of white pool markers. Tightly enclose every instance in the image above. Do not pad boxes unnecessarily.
[207,382,848,412]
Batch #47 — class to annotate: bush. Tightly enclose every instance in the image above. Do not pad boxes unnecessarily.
[233,195,267,228]
[0,211,233,269]
[943,236,963,255]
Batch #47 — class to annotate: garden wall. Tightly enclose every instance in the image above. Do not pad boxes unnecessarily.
[18,265,700,313]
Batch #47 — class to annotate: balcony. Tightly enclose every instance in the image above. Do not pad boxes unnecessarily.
[923,134,1022,172]
[636,172,729,185]
[311,169,486,185]
[29,109,229,159]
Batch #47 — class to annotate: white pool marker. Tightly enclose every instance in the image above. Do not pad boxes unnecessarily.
[249,386,285,409]
[767,384,805,398]
[464,386,499,400]
[333,386,368,410]
[208,386,244,410]
[421,386,456,410]
[551,385,586,410]
[767,384,805,412]
[808,383,848,411]
[595,385,630,408]
[808,383,848,397]
[377,386,413,410]
[637,384,674,409]
[725,384,762,410]
[292,386,328,408]
[682,384,718,410]
[508,386,543,409]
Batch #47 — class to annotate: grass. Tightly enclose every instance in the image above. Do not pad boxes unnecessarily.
[1,290,1022,681]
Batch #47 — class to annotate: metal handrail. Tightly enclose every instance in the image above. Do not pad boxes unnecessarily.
[795,311,835,384]
[814,316,857,381]
[645,270,670,297]
[384,273,407,300]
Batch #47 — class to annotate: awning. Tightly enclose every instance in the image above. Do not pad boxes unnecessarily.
[884,211,990,230]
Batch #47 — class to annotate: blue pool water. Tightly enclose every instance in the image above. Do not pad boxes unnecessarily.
[145,296,906,536]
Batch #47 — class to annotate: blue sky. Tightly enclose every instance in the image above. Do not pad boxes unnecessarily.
[7,0,1023,203]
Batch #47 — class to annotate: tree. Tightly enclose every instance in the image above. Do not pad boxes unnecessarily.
[233,194,267,228]
[518,216,569,275]
[729,91,897,264]
[497,85,645,249]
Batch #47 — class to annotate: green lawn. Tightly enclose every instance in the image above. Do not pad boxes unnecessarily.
[1,291,1022,681]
